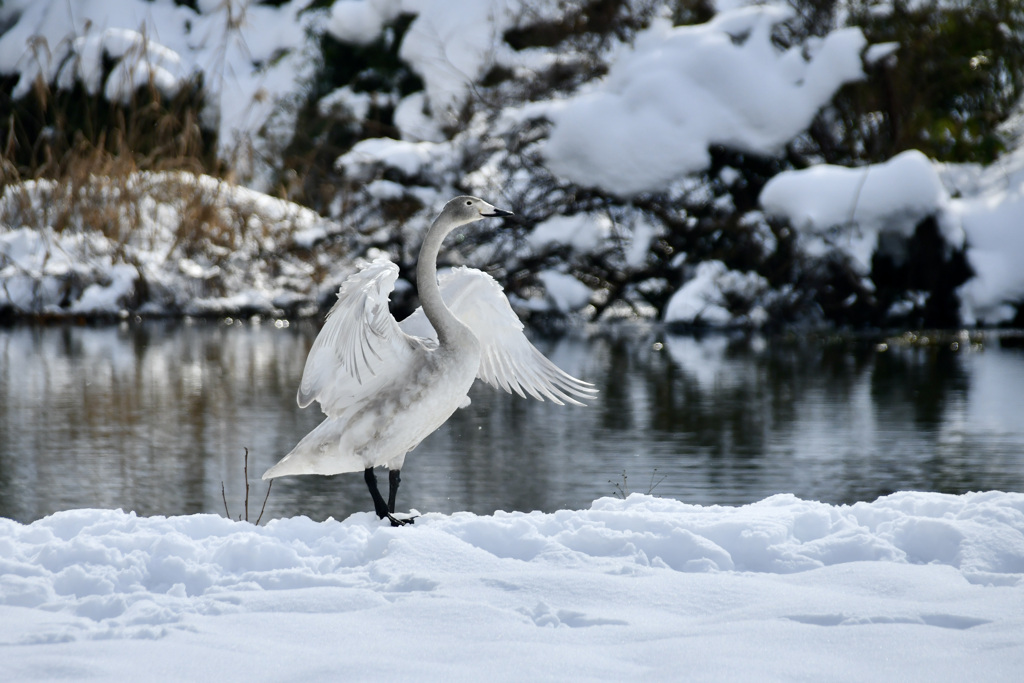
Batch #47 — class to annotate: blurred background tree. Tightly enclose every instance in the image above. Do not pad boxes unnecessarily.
[788,0,1024,166]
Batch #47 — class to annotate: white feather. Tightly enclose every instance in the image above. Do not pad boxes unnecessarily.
[400,267,597,406]
[295,259,421,417]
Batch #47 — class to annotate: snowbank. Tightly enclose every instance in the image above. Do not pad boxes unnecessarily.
[3,492,1023,679]
[0,172,334,318]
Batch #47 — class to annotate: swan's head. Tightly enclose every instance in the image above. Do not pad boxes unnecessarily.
[442,196,514,227]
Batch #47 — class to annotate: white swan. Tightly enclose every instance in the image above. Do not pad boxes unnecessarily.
[263,196,596,525]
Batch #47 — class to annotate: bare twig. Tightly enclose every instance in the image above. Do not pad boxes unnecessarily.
[243,447,250,522]
[256,480,273,526]
[647,467,667,495]
[220,447,273,524]
[610,468,665,499]
[221,481,230,518]
[609,470,629,499]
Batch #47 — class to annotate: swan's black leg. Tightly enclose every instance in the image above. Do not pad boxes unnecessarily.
[364,467,389,519]
[363,467,413,527]
[387,469,416,525]
[388,469,401,514]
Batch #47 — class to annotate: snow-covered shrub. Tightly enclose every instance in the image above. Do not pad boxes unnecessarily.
[0,171,337,318]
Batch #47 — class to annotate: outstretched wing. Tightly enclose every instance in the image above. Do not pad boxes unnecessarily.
[298,259,421,417]
[400,267,597,406]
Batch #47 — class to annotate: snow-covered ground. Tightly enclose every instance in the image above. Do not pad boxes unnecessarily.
[3,492,1023,680]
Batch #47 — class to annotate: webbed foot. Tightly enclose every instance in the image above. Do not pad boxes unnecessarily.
[386,513,417,527]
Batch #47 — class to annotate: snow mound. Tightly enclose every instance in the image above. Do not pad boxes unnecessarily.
[536,270,594,313]
[664,260,769,327]
[2,493,1023,679]
[955,144,1024,325]
[336,137,443,181]
[759,145,1024,324]
[542,5,867,195]
[760,150,959,271]
[528,213,612,255]
[327,0,404,47]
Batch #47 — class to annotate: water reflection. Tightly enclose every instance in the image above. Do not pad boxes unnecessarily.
[1,321,1022,524]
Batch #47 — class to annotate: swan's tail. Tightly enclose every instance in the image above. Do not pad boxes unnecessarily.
[262,417,367,479]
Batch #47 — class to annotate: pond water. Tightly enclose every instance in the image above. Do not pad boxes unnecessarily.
[2,320,1023,524]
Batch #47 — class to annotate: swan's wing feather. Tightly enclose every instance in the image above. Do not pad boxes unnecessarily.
[298,259,418,416]
[412,267,597,406]
[397,297,436,340]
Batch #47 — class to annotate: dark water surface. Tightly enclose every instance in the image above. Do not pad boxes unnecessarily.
[2,321,1023,524]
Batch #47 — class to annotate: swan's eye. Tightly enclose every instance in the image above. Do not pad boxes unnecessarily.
[465,200,472,206]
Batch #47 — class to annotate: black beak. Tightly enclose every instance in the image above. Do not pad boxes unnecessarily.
[483,208,514,218]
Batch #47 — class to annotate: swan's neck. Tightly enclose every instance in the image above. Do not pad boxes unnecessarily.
[416,216,468,347]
